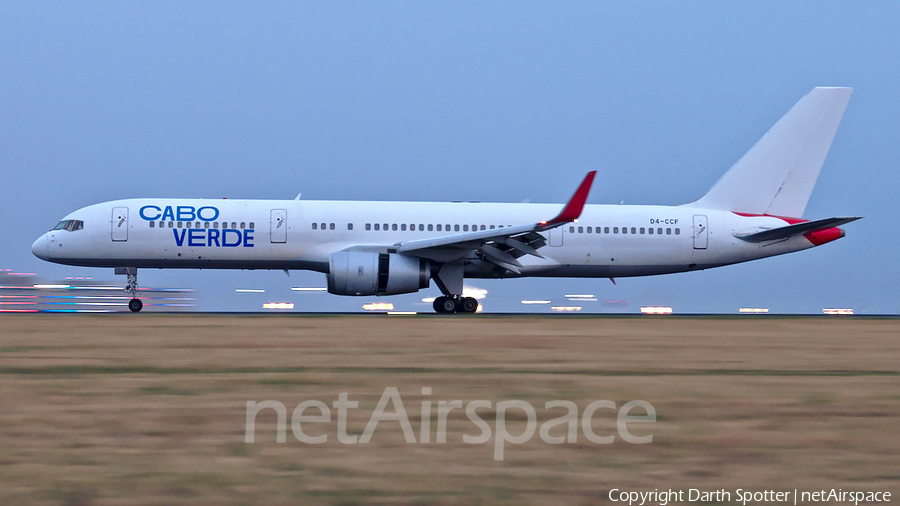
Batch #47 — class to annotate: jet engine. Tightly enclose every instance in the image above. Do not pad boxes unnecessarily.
[327,251,431,296]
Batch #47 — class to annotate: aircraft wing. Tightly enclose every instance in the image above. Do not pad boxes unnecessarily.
[396,171,596,273]
[735,216,861,243]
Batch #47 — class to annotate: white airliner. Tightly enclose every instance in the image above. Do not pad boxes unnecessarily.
[32,87,860,313]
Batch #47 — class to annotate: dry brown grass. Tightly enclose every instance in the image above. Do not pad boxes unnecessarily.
[0,314,898,505]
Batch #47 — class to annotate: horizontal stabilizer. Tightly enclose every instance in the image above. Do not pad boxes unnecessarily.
[736,216,861,243]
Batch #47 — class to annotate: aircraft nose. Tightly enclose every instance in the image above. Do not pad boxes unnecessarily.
[31,234,49,261]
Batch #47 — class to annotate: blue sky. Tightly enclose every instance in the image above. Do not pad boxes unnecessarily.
[1,2,896,313]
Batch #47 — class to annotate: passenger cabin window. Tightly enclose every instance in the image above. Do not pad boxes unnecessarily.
[186,222,191,229]
[149,221,155,228]
[249,222,255,229]
[312,223,317,230]
[454,225,460,231]
[392,224,398,231]
[231,222,237,229]
[401,224,407,231]
[428,224,434,231]
[569,226,575,233]
[675,228,681,235]
[213,222,219,229]
[604,227,610,234]
[383,223,388,231]
[240,222,245,229]
[613,227,619,234]
[374,223,380,231]
[330,223,335,230]
[177,221,183,228]
[204,222,210,229]
[348,223,353,231]
[436,225,442,231]
[666,228,671,235]
[168,222,174,228]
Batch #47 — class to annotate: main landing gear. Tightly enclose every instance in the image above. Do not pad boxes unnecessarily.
[117,267,143,313]
[433,296,479,314]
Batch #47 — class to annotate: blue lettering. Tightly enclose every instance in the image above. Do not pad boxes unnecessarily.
[139,205,219,222]
[139,205,161,221]
[207,228,220,247]
[188,229,205,247]
[177,206,196,221]
[223,229,242,247]
[243,229,254,247]
[197,206,219,221]
[173,229,187,247]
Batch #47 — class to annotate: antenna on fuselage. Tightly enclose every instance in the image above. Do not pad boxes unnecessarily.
[294,193,302,200]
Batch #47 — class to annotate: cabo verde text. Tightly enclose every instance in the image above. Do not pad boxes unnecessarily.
[140,205,254,248]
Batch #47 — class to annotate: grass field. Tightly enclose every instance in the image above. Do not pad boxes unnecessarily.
[1,314,898,505]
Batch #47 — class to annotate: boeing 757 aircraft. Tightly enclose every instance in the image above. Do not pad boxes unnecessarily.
[32,87,860,313]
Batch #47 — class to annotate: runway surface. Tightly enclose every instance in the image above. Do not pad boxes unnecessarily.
[1,315,898,505]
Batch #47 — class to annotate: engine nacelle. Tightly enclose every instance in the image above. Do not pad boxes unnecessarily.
[327,251,431,296]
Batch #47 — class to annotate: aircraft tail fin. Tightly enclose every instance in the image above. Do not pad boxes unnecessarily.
[690,87,852,218]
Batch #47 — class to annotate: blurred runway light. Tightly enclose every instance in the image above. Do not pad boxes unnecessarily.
[462,286,487,299]
[551,306,582,312]
[641,306,673,315]
[421,297,436,303]
[236,289,265,293]
[291,287,326,291]
[363,302,394,311]
[823,308,853,315]
[387,311,417,316]
[33,284,69,289]
[263,302,294,310]
[739,308,769,314]
[521,300,551,304]
[565,294,594,299]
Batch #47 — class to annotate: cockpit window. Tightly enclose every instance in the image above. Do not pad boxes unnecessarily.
[52,220,84,232]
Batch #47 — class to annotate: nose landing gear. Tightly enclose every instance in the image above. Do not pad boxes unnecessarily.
[116,267,143,313]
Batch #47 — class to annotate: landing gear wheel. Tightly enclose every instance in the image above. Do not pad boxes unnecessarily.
[433,296,459,314]
[121,268,142,313]
[460,297,479,313]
